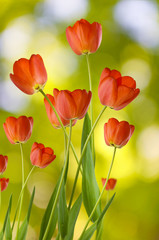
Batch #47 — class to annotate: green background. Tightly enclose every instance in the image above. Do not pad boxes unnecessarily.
[0,0,159,239]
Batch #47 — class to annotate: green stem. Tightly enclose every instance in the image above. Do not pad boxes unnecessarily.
[15,143,25,238]
[42,120,72,240]
[68,106,107,209]
[79,147,117,239]
[39,89,82,174]
[12,166,36,230]
[86,54,94,162]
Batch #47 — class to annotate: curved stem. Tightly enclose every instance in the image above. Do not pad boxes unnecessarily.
[39,89,82,174]
[79,147,117,239]
[42,120,72,240]
[12,166,36,230]
[68,106,107,209]
[86,54,94,162]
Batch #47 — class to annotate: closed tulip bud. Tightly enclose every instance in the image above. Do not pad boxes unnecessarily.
[66,19,102,55]
[98,68,140,110]
[3,116,33,144]
[0,178,9,192]
[104,118,135,148]
[53,88,92,120]
[30,142,56,168]
[10,54,47,95]
[44,94,77,128]
[0,155,8,174]
[101,178,117,191]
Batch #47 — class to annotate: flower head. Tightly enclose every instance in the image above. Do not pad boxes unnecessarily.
[53,88,92,120]
[66,19,102,55]
[3,116,33,144]
[44,94,77,128]
[98,68,140,110]
[10,54,47,95]
[0,178,9,192]
[104,118,135,148]
[30,142,56,168]
[0,155,8,174]
[101,178,117,191]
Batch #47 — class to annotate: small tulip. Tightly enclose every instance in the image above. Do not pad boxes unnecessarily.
[3,116,33,144]
[30,142,56,168]
[0,155,8,174]
[44,94,77,128]
[53,88,92,120]
[10,54,47,95]
[104,118,135,148]
[66,19,102,55]
[101,178,117,191]
[0,178,9,192]
[98,68,140,110]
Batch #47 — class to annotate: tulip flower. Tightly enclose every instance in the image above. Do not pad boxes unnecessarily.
[53,88,92,120]
[66,19,102,55]
[101,178,117,191]
[30,142,56,168]
[0,178,9,192]
[98,68,140,110]
[44,94,77,128]
[10,54,47,95]
[104,118,135,148]
[3,116,33,144]
[0,155,8,174]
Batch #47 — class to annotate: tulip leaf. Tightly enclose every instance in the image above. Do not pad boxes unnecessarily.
[58,181,68,239]
[5,214,12,240]
[39,178,60,240]
[17,187,35,240]
[81,113,101,222]
[65,194,82,240]
[0,195,12,240]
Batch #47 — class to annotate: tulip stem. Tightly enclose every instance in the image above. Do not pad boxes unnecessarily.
[86,54,94,163]
[68,106,107,209]
[42,120,72,240]
[12,165,36,231]
[15,143,25,239]
[79,147,117,239]
[39,89,82,174]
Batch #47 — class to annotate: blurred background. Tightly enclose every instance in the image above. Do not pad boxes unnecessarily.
[0,0,159,239]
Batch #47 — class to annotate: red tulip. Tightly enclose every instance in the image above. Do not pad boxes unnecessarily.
[10,54,47,95]
[3,116,33,144]
[30,142,56,168]
[98,68,140,110]
[101,178,117,191]
[53,88,92,120]
[66,19,102,55]
[0,178,9,192]
[104,118,135,148]
[44,94,77,128]
[0,155,8,174]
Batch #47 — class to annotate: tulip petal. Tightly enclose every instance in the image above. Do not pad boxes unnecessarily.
[117,76,136,88]
[104,119,119,146]
[66,26,83,55]
[113,121,131,147]
[10,74,35,95]
[89,22,102,53]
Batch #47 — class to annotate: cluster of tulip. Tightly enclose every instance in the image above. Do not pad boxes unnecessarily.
[0,19,140,240]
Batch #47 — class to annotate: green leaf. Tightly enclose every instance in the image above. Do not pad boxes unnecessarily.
[81,113,101,222]
[5,215,12,240]
[65,194,82,240]
[39,178,60,240]
[0,195,12,240]
[17,187,35,240]
[58,182,68,239]
[79,223,97,240]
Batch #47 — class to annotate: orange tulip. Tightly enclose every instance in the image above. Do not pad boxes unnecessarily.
[44,94,77,128]
[53,88,92,120]
[98,68,140,110]
[3,116,33,144]
[66,19,102,55]
[10,54,47,95]
[0,155,8,174]
[104,118,135,148]
[0,178,9,192]
[101,178,117,191]
[30,142,56,168]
